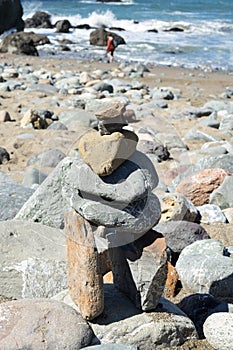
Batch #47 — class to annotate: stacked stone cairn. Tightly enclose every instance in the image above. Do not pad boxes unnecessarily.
[63,100,166,321]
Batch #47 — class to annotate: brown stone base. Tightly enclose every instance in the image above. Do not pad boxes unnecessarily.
[65,210,104,320]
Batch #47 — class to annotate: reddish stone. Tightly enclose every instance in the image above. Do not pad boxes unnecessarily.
[65,210,104,320]
[163,262,180,298]
[176,168,231,206]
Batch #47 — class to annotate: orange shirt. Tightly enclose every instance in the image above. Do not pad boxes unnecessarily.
[106,36,115,53]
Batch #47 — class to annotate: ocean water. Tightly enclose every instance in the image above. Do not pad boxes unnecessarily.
[19,0,233,71]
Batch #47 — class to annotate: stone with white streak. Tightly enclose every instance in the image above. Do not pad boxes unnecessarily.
[0,220,66,299]
[176,239,233,298]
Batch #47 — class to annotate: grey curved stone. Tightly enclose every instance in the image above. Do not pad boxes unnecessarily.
[69,192,161,245]
[16,151,160,232]
[61,157,157,207]
[60,150,160,244]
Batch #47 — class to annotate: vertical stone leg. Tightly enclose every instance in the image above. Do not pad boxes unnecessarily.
[109,246,141,309]
[110,230,168,311]
[65,209,104,320]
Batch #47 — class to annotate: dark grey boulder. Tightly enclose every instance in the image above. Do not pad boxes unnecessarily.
[24,11,53,28]
[92,81,114,93]
[55,19,72,33]
[137,140,170,161]
[0,31,50,55]
[154,221,209,264]
[0,146,10,164]
[178,293,232,338]
[90,27,126,46]
[0,0,24,35]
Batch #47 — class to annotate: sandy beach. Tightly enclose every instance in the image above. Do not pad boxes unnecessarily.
[0,54,233,349]
[0,53,232,184]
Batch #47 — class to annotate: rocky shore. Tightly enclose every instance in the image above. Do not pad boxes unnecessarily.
[0,53,233,350]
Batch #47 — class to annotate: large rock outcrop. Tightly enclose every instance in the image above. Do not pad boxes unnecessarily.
[90,27,126,46]
[24,11,53,29]
[0,0,24,35]
[0,31,50,55]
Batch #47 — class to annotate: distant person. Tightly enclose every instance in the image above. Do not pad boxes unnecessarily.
[106,33,116,63]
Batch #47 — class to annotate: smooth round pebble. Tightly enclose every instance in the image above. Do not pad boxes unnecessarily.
[203,312,233,350]
[0,299,93,350]
[85,345,138,350]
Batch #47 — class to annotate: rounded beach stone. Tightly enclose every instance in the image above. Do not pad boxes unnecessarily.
[176,239,233,298]
[85,346,138,350]
[78,129,138,176]
[203,312,233,350]
[176,168,230,206]
[0,146,10,164]
[0,299,93,350]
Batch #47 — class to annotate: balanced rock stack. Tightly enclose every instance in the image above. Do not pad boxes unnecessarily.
[63,100,165,321]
